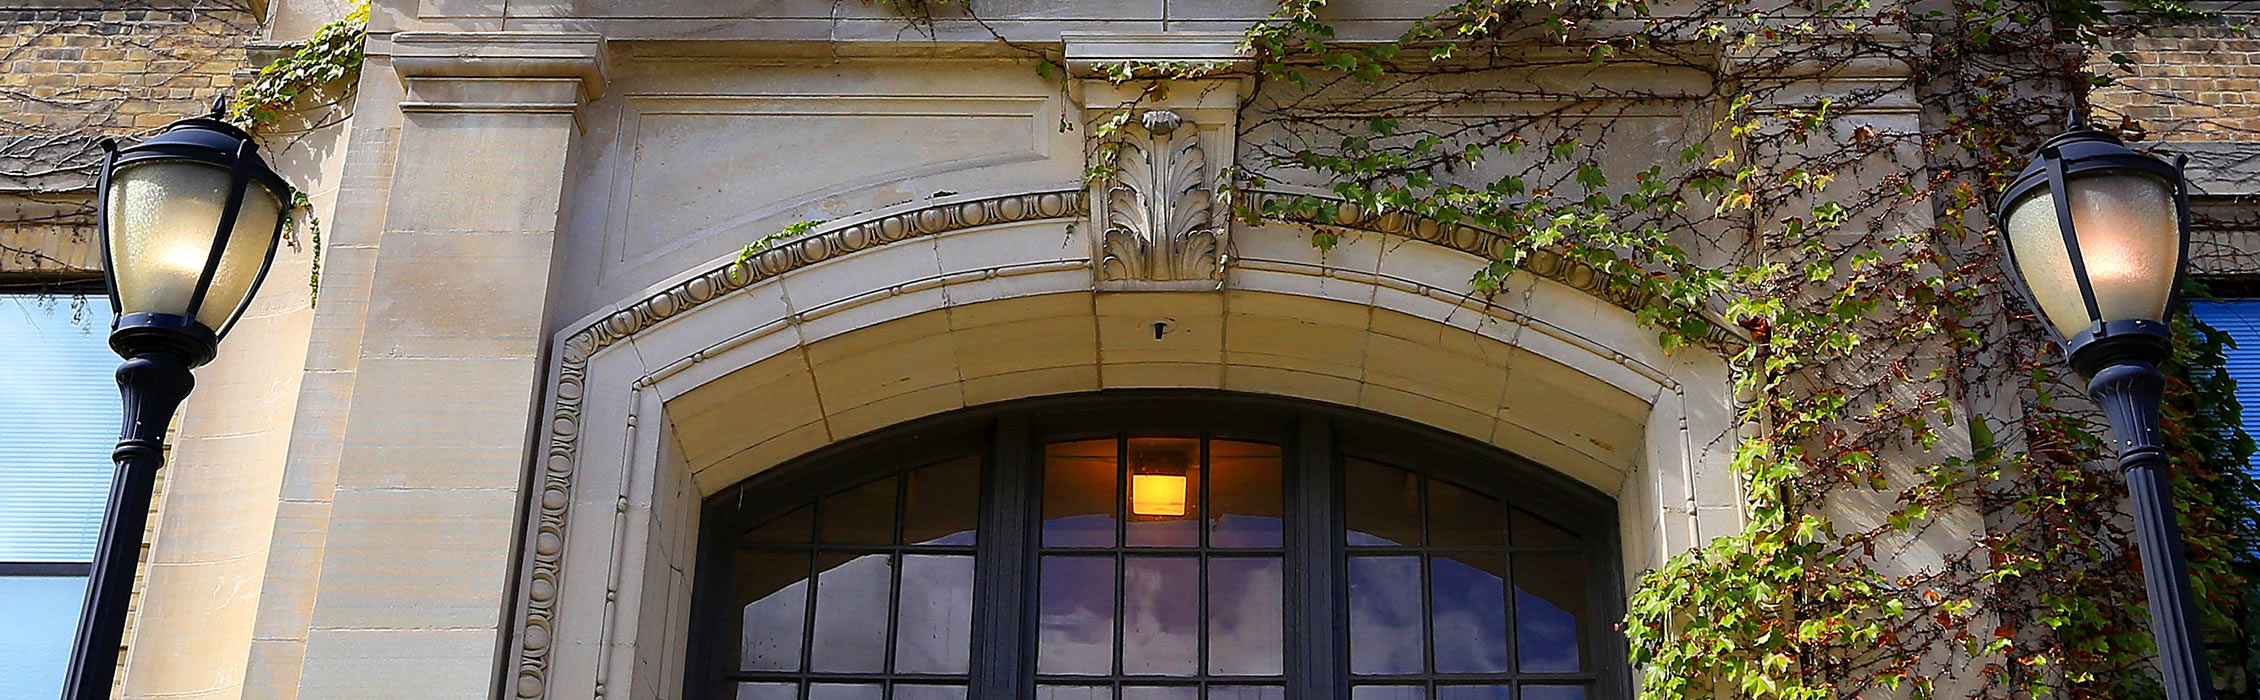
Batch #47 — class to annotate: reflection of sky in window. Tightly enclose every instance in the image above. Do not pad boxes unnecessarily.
[812,554,892,671]
[1351,686,1426,699]
[1431,556,1509,673]
[1211,514,1283,547]
[1040,557,1115,674]
[1521,685,1587,700]
[1348,556,1424,674]
[738,552,974,676]
[1434,686,1512,700]
[1515,588,1581,672]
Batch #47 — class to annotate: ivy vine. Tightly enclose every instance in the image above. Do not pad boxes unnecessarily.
[228,0,370,304]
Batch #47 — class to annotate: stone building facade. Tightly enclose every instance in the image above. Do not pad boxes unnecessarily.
[1,1,2254,699]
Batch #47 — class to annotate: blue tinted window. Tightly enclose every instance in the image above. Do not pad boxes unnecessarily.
[0,294,117,699]
[2189,299,2260,480]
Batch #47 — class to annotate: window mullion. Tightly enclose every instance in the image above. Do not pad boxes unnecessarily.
[969,415,1034,700]
[1288,413,1343,700]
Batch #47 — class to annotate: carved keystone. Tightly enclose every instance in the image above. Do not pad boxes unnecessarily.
[1097,110,1225,290]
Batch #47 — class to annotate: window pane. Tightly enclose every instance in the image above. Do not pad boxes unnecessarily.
[895,554,975,673]
[1045,440,1118,547]
[1520,686,1586,700]
[1037,686,1111,700]
[810,553,892,672]
[734,551,809,671]
[1513,553,1587,673]
[1038,555,1116,675]
[807,683,882,700]
[1208,441,1283,548]
[735,682,798,700]
[1348,555,1424,675]
[1509,509,1577,549]
[1210,687,1287,700]
[743,506,813,544]
[1435,687,1511,700]
[0,297,117,562]
[1125,438,1200,547]
[819,477,897,544]
[0,575,87,700]
[1346,460,1420,547]
[1122,556,1199,674]
[1208,557,1283,675]
[903,457,980,545]
[893,685,966,700]
[1427,478,1503,547]
[1121,686,1199,700]
[1353,687,1428,700]
[1431,554,1509,673]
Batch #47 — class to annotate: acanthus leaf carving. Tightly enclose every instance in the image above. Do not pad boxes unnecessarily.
[1099,110,1225,288]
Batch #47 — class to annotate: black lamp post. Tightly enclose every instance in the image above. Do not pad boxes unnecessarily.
[61,101,290,700]
[1997,115,2215,700]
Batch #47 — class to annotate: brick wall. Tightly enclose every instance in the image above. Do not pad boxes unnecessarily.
[0,3,257,283]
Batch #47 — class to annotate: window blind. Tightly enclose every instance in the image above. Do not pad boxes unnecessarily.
[0,295,119,563]
[2189,299,2260,480]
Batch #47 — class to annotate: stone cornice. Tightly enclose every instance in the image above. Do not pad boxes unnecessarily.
[391,31,610,112]
[1062,31,1253,78]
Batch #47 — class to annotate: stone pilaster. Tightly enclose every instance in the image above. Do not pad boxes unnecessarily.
[288,31,606,698]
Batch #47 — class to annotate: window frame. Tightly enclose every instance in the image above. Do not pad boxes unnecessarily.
[689,391,1630,700]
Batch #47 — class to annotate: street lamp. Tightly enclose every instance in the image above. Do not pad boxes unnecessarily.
[62,100,290,700]
[1998,114,2215,700]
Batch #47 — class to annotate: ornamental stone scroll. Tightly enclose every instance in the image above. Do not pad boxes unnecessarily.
[1067,32,1249,292]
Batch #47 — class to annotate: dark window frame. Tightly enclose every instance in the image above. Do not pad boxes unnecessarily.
[689,391,1631,700]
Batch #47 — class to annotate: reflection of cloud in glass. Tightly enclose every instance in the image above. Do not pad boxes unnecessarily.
[892,685,967,700]
[1123,557,1200,674]
[1520,685,1587,700]
[1348,556,1423,674]
[808,683,883,699]
[812,554,891,672]
[1430,556,1509,673]
[1209,558,1285,675]
[896,555,975,673]
[1514,553,1586,673]
[735,682,795,700]
[1039,557,1115,674]
[1435,686,1512,700]
[737,552,808,671]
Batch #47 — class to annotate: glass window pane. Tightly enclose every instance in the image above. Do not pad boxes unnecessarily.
[1431,554,1510,673]
[1509,509,1577,549]
[743,506,813,544]
[0,575,87,700]
[1519,686,1586,700]
[1038,555,1116,675]
[807,683,882,700]
[1121,556,1199,675]
[810,553,892,672]
[1208,557,1283,675]
[903,457,980,545]
[895,554,976,674]
[1513,553,1587,673]
[1121,687,1199,700]
[0,297,118,562]
[819,477,897,544]
[1210,687,1287,700]
[1347,555,1424,675]
[1436,687,1511,700]
[1346,460,1421,547]
[734,551,809,672]
[1427,478,1503,547]
[1045,440,1118,547]
[893,685,967,700]
[1125,438,1200,547]
[1208,441,1283,548]
[735,682,798,700]
[1037,686,1111,700]
[1352,686,1428,700]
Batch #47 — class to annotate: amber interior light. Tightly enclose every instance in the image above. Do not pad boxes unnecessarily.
[1130,473,1189,517]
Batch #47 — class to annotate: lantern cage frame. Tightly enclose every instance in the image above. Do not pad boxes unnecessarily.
[93,104,293,368]
[1994,118,2194,377]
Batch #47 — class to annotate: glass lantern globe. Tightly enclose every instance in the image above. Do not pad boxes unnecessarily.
[1996,122,2190,375]
[96,111,291,366]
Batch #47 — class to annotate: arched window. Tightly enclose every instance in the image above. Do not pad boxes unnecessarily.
[690,394,1628,699]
